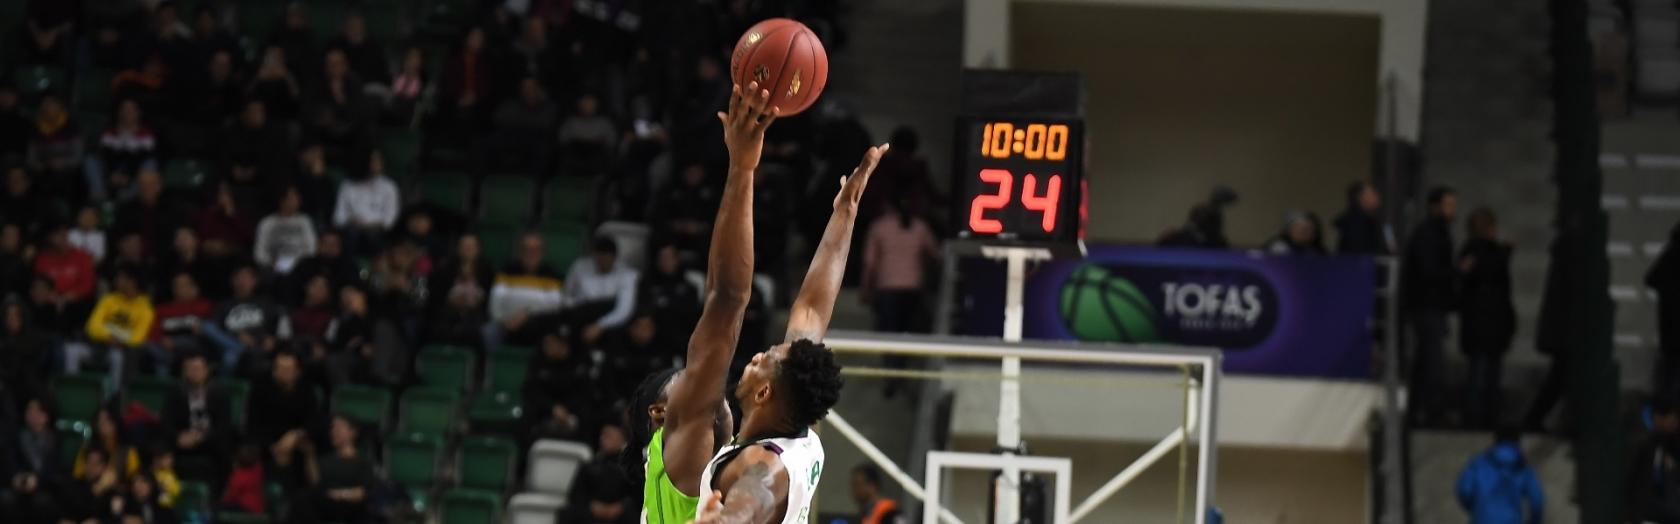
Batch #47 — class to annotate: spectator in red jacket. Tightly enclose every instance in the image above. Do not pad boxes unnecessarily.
[147,272,214,375]
[33,223,97,318]
[219,445,266,515]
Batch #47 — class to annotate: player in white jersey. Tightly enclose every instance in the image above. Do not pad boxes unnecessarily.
[687,142,888,524]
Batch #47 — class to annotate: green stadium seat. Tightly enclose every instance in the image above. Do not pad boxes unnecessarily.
[416,346,473,391]
[215,378,251,430]
[544,176,592,223]
[465,391,520,431]
[418,171,472,213]
[163,158,209,188]
[457,436,517,493]
[541,225,587,270]
[54,420,89,471]
[482,347,532,395]
[15,65,66,94]
[400,387,460,436]
[439,488,502,524]
[177,481,212,522]
[386,432,445,511]
[265,481,288,516]
[480,174,537,226]
[379,127,422,181]
[476,226,518,268]
[332,384,393,431]
[218,511,272,524]
[75,68,116,112]
[53,374,107,426]
[124,376,175,419]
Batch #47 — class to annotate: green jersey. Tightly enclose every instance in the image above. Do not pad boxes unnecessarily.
[642,427,700,523]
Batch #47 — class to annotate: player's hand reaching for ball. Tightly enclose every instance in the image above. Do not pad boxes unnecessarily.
[834,143,890,211]
[718,82,779,172]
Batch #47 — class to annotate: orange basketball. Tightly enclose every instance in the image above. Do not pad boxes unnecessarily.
[730,18,828,116]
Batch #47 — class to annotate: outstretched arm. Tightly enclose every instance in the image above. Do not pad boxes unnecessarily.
[690,446,791,524]
[664,82,778,492]
[785,144,889,342]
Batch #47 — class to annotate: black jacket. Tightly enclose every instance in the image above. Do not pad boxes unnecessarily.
[1458,238,1516,354]
[163,383,236,452]
[1649,226,1680,355]
[1335,208,1389,255]
[1402,216,1457,311]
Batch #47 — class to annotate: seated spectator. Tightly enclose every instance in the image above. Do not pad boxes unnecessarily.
[80,264,155,386]
[600,314,666,400]
[89,100,160,201]
[226,157,278,223]
[268,3,321,86]
[113,169,187,259]
[254,187,318,275]
[305,49,373,162]
[194,184,257,262]
[2,299,54,398]
[100,232,149,289]
[174,50,246,130]
[323,284,381,386]
[368,240,427,319]
[565,236,637,347]
[1457,429,1544,523]
[289,274,336,342]
[3,398,64,522]
[636,244,699,349]
[1265,211,1326,255]
[427,233,494,347]
[206,266,288,376]
[34,222,98,312]
[327,13,389,88]
[0,167,45,233]
[1628,399,1680,521]
[62,447,122,523]
[0,85,29,159]
[248,47,304,122]
[0,223,31,298]
[76,408,141,481]
[26,93,84,204]
[27,275,77,339]
[523,331,594,444]
[383,47,427,125]
[562,423,636,524]
[397,210,444,264]
[156,227,227,301]
[69,205,107,263]
[332,150,399,257]
[248,351,320,492]
[148,273,214,374]
[651,163,719,265]
[851,465,904,524]
[288,229,360,304]
[163,353,233,484]
[219,445,266,515]
[112,54,172,114]
[291,415,376,523]
[482,76,558,175]
[292,142,337,226]
[488,232,566,346]
[438,27,496,138]
[113,473,175,524]
[149,447,180,508]
[1157,187,1238,249]
[222,100,293,177]
[558,93,617,175]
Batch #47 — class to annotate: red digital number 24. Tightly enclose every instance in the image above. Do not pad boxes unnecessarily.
[969,170,1061,234]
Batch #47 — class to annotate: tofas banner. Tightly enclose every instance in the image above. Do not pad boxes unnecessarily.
[961,245,1376,379]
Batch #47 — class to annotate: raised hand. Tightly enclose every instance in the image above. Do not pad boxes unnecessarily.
[717,82,779,172]
[834,143,890,210]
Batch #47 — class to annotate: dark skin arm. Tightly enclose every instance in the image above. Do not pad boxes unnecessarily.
[784,143,889,342]
[690,446,791,524]
[663,82,778,495]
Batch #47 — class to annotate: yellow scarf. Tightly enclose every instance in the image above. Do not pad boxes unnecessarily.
[35,110,66,136]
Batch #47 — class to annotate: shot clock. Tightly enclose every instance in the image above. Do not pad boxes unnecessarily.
[955,117,1085,243]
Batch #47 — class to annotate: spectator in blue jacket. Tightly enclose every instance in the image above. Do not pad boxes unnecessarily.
[1456,427,1544,524]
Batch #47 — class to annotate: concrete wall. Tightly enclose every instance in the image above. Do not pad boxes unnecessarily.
[1007,3,1380,244]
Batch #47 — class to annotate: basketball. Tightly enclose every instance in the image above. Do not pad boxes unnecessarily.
[730,18,828,116]
[1059,264,1161,343]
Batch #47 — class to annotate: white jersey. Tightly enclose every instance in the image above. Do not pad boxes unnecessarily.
[699,430,825,524]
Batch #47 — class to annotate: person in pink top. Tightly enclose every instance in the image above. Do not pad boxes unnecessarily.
[861,199,940,334]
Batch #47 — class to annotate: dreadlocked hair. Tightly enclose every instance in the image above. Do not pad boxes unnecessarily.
[622,367,681,485]
[780,339,844,429]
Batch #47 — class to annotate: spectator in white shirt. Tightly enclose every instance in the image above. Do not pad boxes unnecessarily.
[254,187,318,274]
[564,236,637,347]
[69,205,107,262]
[333,150,400,256]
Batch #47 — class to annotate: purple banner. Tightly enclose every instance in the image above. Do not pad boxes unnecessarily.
[959,245,1376,379]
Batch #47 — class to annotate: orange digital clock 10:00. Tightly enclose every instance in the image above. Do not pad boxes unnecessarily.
[956,117,1084,243]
